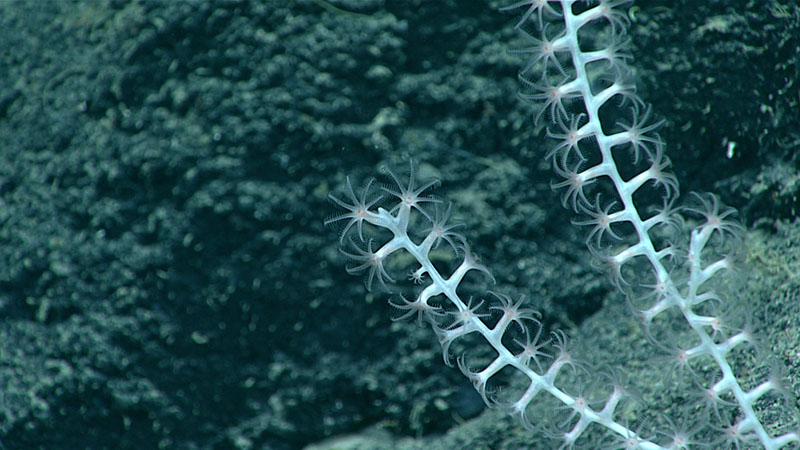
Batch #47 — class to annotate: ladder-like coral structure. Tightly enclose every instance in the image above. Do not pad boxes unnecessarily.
[506,1,798,448]
[328,1,799,448]
[327,161,669,448]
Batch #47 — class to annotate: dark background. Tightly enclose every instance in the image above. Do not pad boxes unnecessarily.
[0,0,798,449]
